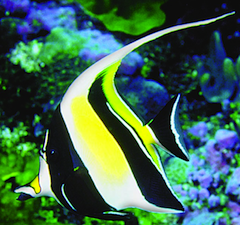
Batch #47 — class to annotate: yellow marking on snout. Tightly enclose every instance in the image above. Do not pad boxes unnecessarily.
[30,176,41,194]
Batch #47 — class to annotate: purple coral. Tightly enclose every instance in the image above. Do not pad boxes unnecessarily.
[215,129,239,149]
[193,169,213,189]
[189,187,198,200]
[205,139,230,173]
[189,154,204,169]
[208,195,220,208]
[182,208,218,225]
[16,1,77,35]
[173,185,188,197]
[1,0,30,13]
[232,218,240,225]
[78,29,144,75]
[204,130,238,174]
[228,201,240,218]
[27,4,77,31]
[226,167,240,197]
[198,188,210,200]
[188,121,208,142]
[119,52,144,75]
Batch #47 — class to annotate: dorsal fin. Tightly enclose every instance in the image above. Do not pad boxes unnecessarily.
[149,94,189,161]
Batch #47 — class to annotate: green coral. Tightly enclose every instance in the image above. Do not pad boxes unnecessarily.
[165,157,189,186]
[128,208,179,225]
[9,40,44,73]
[228,101,240,135]
[0,122,37,157]
[0,123,39,224]
[8,27,86,73]
[39,27,86,64]
[70,0,166,35]
[83,208,179,225]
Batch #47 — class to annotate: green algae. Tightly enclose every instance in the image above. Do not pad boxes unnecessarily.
[69,0,166,35]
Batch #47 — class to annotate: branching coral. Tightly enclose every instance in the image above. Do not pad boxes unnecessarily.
[195,31,240,103]
[39,27,86,63]
[8,28,86,73]
[0,123,39,223]
[8,39,44,73]
[69,0,166,35]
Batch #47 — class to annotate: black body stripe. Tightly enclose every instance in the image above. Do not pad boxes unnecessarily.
[88,78,183,211]
[46,106,112,214]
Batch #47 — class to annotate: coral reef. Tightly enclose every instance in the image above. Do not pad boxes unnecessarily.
[8,27,143,74]
[173,120,240,225]
[1,0,240,224]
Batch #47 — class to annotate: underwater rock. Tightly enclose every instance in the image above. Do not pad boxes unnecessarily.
[195,31,240,103]
[9,1,78,36]
[115,76,169,123]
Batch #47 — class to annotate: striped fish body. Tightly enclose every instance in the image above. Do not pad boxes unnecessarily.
[14,12,234,221]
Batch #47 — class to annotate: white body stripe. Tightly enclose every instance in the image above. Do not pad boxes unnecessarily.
[170,94,188,158]
[61,184,77,211]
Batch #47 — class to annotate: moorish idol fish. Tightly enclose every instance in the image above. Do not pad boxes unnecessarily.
[15,12,234,221]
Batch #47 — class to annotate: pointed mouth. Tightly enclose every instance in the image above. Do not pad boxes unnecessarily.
[14,185,36,201]
[14,175,41,201]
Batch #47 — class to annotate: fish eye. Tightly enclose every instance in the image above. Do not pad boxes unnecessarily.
[50,149,55,155]
[47,148,59,162]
